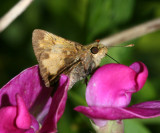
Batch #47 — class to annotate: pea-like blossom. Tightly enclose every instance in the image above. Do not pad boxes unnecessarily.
[0,65,69,133]
[75,62,160,127]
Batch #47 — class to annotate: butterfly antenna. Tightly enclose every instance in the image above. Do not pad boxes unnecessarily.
[107,44,134,48]
[106,54,120,64]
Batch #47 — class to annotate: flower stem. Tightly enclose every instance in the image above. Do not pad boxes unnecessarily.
[92,120,124,133]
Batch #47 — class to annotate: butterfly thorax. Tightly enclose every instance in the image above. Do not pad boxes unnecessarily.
[68,43,108,88]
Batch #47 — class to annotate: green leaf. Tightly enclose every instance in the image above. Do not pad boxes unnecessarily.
[68,0,89,27]
[139,117,160,124]
[86,0,134,42]
[137,31,160,54]
[124,119,151,133]
[46,0,69,15]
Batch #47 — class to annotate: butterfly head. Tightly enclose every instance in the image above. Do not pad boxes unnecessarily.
[83,43,108,67]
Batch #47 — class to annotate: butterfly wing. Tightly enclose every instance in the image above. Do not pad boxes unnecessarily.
[32,29,82,87]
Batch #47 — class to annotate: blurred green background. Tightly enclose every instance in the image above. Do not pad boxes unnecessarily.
[0,0,160,132]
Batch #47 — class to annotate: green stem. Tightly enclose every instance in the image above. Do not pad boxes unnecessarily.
[92,120,124,133]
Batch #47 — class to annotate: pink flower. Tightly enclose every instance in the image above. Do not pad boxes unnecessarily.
[75,62,160,127]
[0,65,69,133]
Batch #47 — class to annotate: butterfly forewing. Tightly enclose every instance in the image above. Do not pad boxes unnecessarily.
[32,29,82,87]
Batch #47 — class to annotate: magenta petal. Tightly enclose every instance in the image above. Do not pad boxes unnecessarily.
[86,63,137,107]
[75,101,160,120]
[129,62,148,90]
[0,65,52,123]
[130,101,160,108]
[16,94,31,129]
[86,62,148,108]
[39,74,69,133]
[24,129,35,133]
[0,94,39,133]
[0,106,18,132]
[23,115,39,133]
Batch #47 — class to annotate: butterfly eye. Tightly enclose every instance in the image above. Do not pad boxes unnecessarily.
[90,47,99,54]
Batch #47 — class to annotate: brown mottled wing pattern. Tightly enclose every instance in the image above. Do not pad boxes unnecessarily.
[32,29,82,87]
